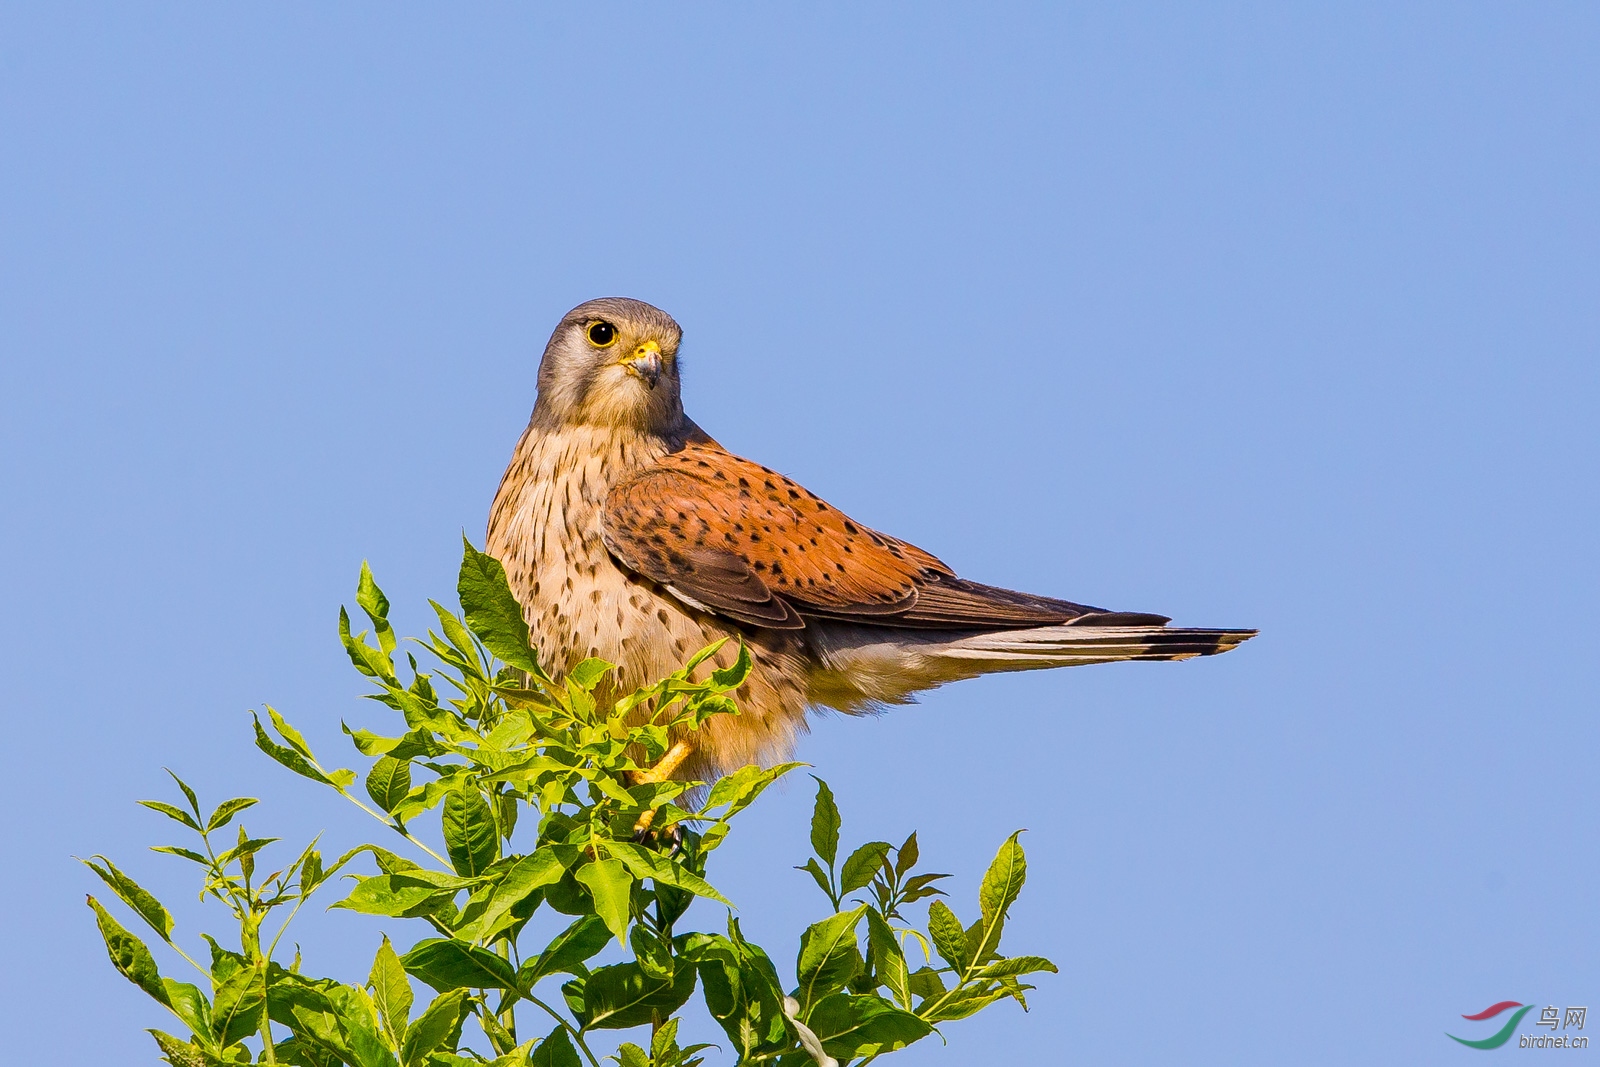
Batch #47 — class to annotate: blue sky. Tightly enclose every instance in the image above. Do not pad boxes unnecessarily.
[2,4,1596,1064]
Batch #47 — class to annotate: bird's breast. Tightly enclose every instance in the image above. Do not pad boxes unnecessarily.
[486,425,716,684]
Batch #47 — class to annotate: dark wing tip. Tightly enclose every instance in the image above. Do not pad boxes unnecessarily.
[1068,611,1174,627]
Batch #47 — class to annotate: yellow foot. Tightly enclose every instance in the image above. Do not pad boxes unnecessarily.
[629,740,694,836]
[629,739,694,786]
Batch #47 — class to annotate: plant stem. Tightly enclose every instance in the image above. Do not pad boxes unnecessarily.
[259,992,278,1065]
[334,787,451,867]
[169,941,213,981]
[265,893,308,961]
[521,994,602,1067]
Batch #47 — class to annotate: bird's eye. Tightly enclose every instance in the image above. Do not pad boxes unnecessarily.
[587,321,617,347]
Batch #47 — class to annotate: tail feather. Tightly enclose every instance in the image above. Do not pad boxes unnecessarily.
[807,622,1256,713]
[941,625,1256,668]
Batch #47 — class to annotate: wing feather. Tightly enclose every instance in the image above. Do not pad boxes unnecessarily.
[601,442,1167,632]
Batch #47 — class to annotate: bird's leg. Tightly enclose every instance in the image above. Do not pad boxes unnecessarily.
[630,738,694,786]
[628,739,695,839]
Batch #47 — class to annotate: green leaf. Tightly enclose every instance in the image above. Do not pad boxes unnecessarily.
[839,841,892,895]
[796,858,834,904]
[401,939,518,992]
[150,845,209,865]
[969,831,1026,966]
[698,822,729,853]
[400,990,466,1066]
[442,788,498,877]
[345,725,403,757]
[682,922,790,1059]
[357,561,397,657]
[270,981,349,1061]
[368,936,413,1047]
[81,856,174,943]
[615,1043,650,1067]
[216,836,280,870]
[543,868,594,917]
[518,915,612,988]
[165,770,202,820]
[918,982,1012,1022]
[365,757,413,813]
[899,871,951,902]
[680,638,729,674]
[211,960,266,1047]
[161,978,214,1046]
[329,877,450,918]
[978,831,1027,925]
[574,859,633,946]
[700,762,803,822]
[894,832,920,877]
[566,658,614,691]
[479,754,579,785]
[457,537,540,673]
[203,936,245,989]
[808,777,840,868]
[607,841,731,907]
[204,797,258,832]
[865,910,910,1009]
[971,955,1058,980]
[804,992,933,1060]
[341,606,398,682]
[452,849,567,944]
[629,924,673,981]
[268,706,317,759]
[147,1029,208,1067]
[428,600,482,674]
[709,641,752,689]
[649,1017,681,1062]
[283,1003,351,1064]
[299,847,327,896]
[387,685,458,737]
[478,1009,518,1059]
[906,966,946,1004]
[254,713,354,789]
[138,800,201,832]
[334,843,425,875]
[651,1017,714,1066]
[926,900,968,972]
[795,905,866,1013]
[527,1027,581,1067]
[389,777,460,826]
[497,792,520,844]
[685,692,736,726]
[326,984,394,1067]
[564,961,697,1031]
[87,895,169,1005]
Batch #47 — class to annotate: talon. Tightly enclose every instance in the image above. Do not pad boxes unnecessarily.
[632,806,658,839]
[628,810,684,852]
[628,740,695,839]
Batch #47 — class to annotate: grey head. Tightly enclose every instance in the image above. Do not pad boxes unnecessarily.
[531,297,686,432]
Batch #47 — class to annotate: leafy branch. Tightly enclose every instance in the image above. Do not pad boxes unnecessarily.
[86,540,1055,1066]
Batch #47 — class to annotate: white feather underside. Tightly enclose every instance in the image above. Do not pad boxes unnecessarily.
[804,622,1252,713]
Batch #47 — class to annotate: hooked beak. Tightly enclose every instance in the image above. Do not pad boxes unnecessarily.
[621,341,663,389]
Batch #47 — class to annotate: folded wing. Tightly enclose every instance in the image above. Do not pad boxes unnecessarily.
[601,442,1167,631]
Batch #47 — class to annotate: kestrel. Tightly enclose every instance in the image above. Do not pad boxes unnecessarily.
[488,297,1254,782]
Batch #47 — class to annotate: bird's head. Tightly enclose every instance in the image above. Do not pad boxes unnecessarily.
[531,297,686,432]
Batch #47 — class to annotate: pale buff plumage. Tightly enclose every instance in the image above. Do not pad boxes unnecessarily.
[488,419,811,778]
[488,297,1254,781]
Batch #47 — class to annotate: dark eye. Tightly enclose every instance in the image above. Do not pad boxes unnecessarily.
[587,321,617,347]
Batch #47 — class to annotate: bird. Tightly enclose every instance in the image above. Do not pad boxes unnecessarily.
[487,297,1254,784]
